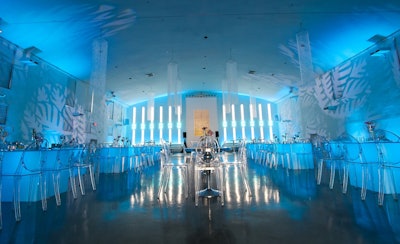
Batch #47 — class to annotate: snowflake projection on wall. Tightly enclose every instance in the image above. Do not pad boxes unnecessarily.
[21,83,86,144]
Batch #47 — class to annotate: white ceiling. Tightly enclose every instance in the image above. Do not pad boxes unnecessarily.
[1,0,400,105]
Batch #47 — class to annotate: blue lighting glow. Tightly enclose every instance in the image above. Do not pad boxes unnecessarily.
[168,122,173,129]
[140,123,145,130]
[310,12,400,70]
[158,123,163,129]
[176,122,181,129]
[250,121,255,127]
[241,120,246,127]
[222,121,228,128]
[0,3,136,81]
[149,123,154,130]
[259,120,264,127]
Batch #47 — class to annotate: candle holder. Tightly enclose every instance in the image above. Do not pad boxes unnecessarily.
[365,121,376,141]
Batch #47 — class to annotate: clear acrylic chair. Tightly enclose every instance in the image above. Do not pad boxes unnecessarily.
[289,142,313,169]
[337,134,366,197]
[72,145,96,196]
[157,142,188,200]
[316,137,346,189]
[52,148,78,206]
[375,129,400,205]
[221,139,252,197]
[1,141,49,223]
[272,143,291,169]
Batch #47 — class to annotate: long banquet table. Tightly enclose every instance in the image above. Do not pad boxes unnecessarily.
[1,145,162,203]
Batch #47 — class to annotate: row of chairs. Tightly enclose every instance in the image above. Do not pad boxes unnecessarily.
[250,142,313,170]
[315,129,400,205]
[95,145,158,173]
[0,142,96,230]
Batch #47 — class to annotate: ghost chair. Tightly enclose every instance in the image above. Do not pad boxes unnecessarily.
[221,139,252,198]
[316,136,346,190]
[97,146,118,173]
[1,141,49,223]
[157,141,189,200]
[337,133,368,198]
[272,143,292,169]
[141,143,159,168]
[51,147,78,206]
[289,142,314,170]
[72,145,96,196]
[375,129,400,205]
[254,143,270,166]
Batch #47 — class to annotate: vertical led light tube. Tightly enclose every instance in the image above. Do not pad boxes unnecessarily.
[177,105,182,144]
[90,90,94,113]
[159,106,163,143]
[222,105,227,143]
[149,105,154,142]
[141,106,146,144]
[240,104,246,140]
[131,107,136,145]
[249,104,254,140]
[231,104,237,142]
[258,103,264,141]
[267,103,273,141]
[168,105,172,143]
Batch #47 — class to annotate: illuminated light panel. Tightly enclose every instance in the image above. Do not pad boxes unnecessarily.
[177,105,181,144]
[231,104,236,141]
[131,107,136,144]
[240,104,246,140]
[249,104,254,140]
[159,106,163,143]
[141,106,145,144]
[258,103,264,141]
[222,104,227,142]
[150,105,154,141]
[168,106,172,143]
[267,103,273,141]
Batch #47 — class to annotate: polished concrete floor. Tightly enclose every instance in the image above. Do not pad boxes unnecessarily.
[1,152,399,244]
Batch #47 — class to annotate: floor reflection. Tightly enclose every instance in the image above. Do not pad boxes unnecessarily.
[0,153,399,243]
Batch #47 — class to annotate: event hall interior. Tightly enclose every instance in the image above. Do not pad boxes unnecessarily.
[0,0,400,243]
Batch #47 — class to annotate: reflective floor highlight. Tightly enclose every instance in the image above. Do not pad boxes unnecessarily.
[1,153,399,243]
